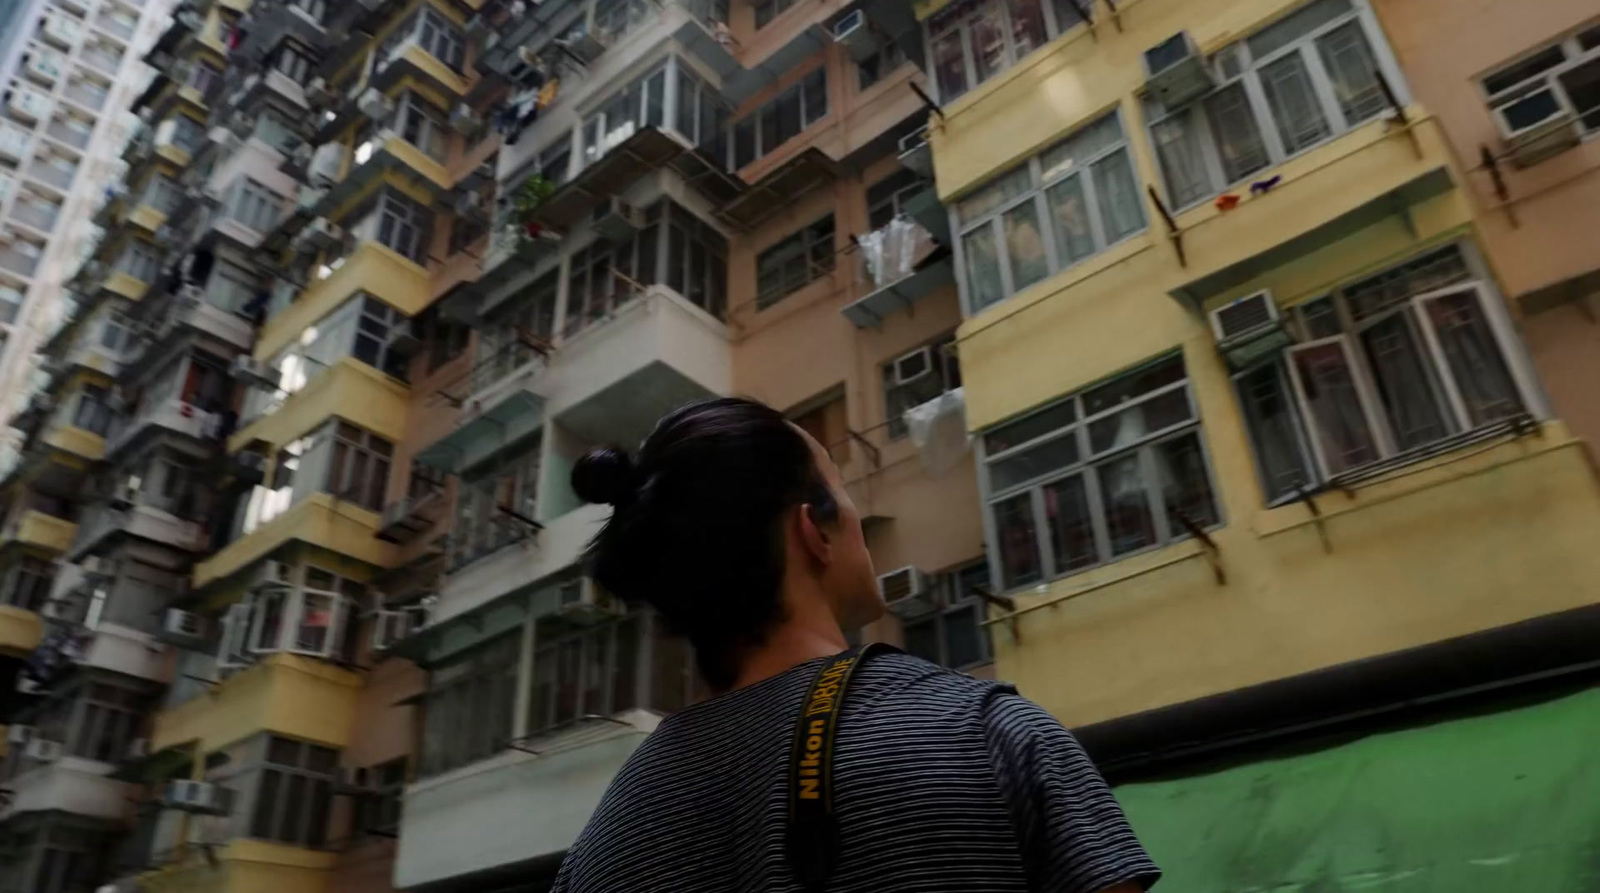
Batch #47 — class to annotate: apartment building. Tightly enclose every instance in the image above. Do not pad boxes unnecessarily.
[923,0,1600,887]
[0,0,176,442]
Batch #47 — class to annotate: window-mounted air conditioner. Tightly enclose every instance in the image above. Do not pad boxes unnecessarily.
[126,737,150,761]
[592,196,643,244]
[1209,289,1292,371]
[1142,31,1214,107]
[893,346,933,387]
[307,141,346,188]
[357,87,393,123]
[449,102,477,134]
[7,725,34,745]
[557,577,624,624]
[159,608,207,647]
[370,607,423,652]
[24,738,63,762]
[832,10,879,63]
[1493,82,1581,168]
[163,779,233,815]
[897,126,931,178]
[878,566,936,619]
[229,354,277,388]
[253,560,292,591]
[293,216,344,254]
[81,555,111,577]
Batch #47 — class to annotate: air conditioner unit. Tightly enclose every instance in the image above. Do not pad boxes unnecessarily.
[555,31,606,64]
[159,608,207,646]
[307,141,346,188]
[592,196,643,243]
[893,346,933,386]
[1142,32,1214,107]
[1494,84,1581,168]
[1209,290,1292,371]
[449,102,476,134]
[126,737,150,761]
[163,779,232,815]
[230,355,277,387]
[41,599,75,622]
[370,608,417,652]
[294,217,344,254]
[177,283,204,304]
[109,478,139,510]
[81,555,111,577]
[453,189,487,218]
[24,738,63,762]
[897,126,931,178]
[253,560,292,591]
[557,577,624,624]
[386,326,422,356]
[878,566,935,618]
[6,725,33,745]
[357,87,393,123]
[832,10,879,63]
[306,77,338,110]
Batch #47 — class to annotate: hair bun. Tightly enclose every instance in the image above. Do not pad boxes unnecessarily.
[572,446,640,507]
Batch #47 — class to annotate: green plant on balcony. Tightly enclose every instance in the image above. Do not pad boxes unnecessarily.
[509,175,556,243]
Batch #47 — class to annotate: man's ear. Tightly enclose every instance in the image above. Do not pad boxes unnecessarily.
[797,502,833,567]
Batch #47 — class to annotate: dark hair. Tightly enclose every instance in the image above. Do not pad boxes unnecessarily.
[572,397,837,689]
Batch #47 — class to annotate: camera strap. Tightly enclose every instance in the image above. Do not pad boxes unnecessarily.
[785,642,898,892]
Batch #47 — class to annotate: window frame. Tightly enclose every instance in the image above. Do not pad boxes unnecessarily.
[228,178,284,233]
[730,66,828,168]
[924,0,1087,103]
[899,562,992,669]
[325,420,393,512]
[1143,0,1405,211]
[755,213,834,309]
[952,110,1147,315]
[373,188,431,262]
[978,353,1221,592]
[1479,21,1600,138]
[244,735,339,848]
[395,90,449,162]
[882,333,962,440]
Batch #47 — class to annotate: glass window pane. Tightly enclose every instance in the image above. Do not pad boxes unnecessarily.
[251,769,281,838]
[1003,201,1048,291]
[281,773,308,843]
[1087,388,1192,453]
[1236,364,1312,500]
[1559,57,1600,132]
[1152,113,1212,207]
[1083,355,1185,415]
[989,433,1079,491]
[1290,341,1380,473]
[1097,453,1156,556]
[1359,314,1450,450]
[1483,45,1566,98]
[1246,0,1351,60]
[902,617,939,663]
[1091,148,1144,242]
[932,30,968,101]
[984,400,1077,453]
[992,492,1042,587]
[1006,0,1047,59]
[1259,52,1332,153]
[1046,176,1096,266]
[1204,84,1270,182]
[1044,474,1097,571]
[1316,22,1386,124]
[1420,289,1523,426]
[1155,432,1217,533]
[958,167,1032,223]
[962,225,1005,311]
[1050,0,1086,33]
[970,9,1007,84]
[942,605,984,668]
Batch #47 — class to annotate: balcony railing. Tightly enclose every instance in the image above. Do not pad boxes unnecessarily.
[45,118,90,150]
[239,353,328,427]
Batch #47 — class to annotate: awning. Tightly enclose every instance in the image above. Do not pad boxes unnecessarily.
[677,21,831,107]
[840,252,953,328]
[1170,165,1455,309]
[232,3,331,64]
[531,127,744,230]
[715,147,839,230]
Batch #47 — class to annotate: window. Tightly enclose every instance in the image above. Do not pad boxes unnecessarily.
[582,64,670,165]
[956,112,1144,312]
[414,7,466,71]
[66,682,144,762]
[141,174,182,215]
[790,391,851,465]
[372,189,431,262]
[901,563,991,669]
[270,44,313,85]
[754,0,795,28]
[350,296,412,380]
[209,263,261,314]
[928,0,1085,102]
[858,40,909,91]
[289,0,326,22]
[396,91,448,162]
[527,611,645,733]
[450,443,540,570]
[0,288,19,325]
[2,556,53,610]
[981,354,1217,590]
[115,240,160,282]
[327,421,393,511]
[1233,245,1530,501]
[1145,0,1393,209]
[170,115,207,155]
[248,736,338,848]
[254,109,302,155]
[352,758,406,836]
[73,383,112,435]
[1481,23,1600,138]
[421,633,518,776]
[756,214,834,309]
[564,200,727,330]
[228,179,284,233]
[538,133,572,186]
[883,334,961,439]
[421,310,470,371]
[99,311,132,352]
[867,168,924,230]
[478,274,556,383]
[188,60,223,99]
[731,67,827,168]
[235,563,368,660]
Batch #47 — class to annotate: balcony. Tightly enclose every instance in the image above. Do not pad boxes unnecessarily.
[106,399,224,459]
[841,212,954,329]
[0,756,136,823]
[11,509,77,553]
[545,286,732,448]
[254,242,429,361]
[0,243,40,277]
[25,158,76,192]
[415,341,549,475]
[432,502,609,625]
[369,42,470,104]
[295,133,451,225]
[0,605,43,656]
[376,488,445,544]
[395,714,654,888]
[193,493,395,589]
[69,502,209,561]
[150,653,362,753]
[61,82,107,112]
[230,357,408,461]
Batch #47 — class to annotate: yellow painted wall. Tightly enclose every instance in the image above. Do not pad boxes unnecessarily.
[15,510,76,553]
[105,271,151,301]
[192,493,397,588]
[0,605,43,658]
[141,840,336,893]
[150,654,363,754]
[254,243,430,361]
[128,204,169,234]
[43,425,107,463]
[228,358,409,454]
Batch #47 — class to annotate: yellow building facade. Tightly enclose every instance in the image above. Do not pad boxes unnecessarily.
[926,0,1600,728]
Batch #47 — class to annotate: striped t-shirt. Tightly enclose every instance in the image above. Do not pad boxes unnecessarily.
[552,651,1160,892]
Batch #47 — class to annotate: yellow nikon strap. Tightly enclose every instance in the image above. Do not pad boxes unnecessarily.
[785,642,898,892]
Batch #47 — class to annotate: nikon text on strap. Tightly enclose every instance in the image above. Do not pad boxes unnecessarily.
[785,643,897,892]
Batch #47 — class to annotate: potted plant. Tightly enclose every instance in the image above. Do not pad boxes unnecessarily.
[509,175,556,245]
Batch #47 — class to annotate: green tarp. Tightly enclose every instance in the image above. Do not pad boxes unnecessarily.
[1117,686,1600,892]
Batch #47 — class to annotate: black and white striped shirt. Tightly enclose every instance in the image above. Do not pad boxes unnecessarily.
[552,652,1160,892]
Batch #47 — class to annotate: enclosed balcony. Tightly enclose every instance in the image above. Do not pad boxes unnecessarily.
[8,508,78,555]
[151,653,362,754]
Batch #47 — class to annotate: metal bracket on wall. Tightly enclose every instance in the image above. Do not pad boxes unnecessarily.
[1376,68,1422,160]
[974,585,1020,644]
[1297,486,1332,553]
[1172,510,1225,585]
[1103,0,1123,31]
[1479,144,1519,229]
[1147,185,1186,267]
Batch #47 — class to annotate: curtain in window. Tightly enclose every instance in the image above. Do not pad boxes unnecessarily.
[1046,175,1095,266]
[1151,115,1211,208]
[1097,453,1155,556]
[1260,53,1331,153]
[1002,203,1048,290]
[970,9,1007,83]
[1006,0,1047,58]
[1420,289,1523,426]
[1204,84,1270,182]
[1091,149,1144,242]
[963,226,1004,310]
[1290,340,1379,473]
[1237,364,1310,500]
[993,492,1041,587]
[1316,22,1386,124]
[932,31,968,101]
[1359,315,1448,450]
[1044,474,1096,571]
